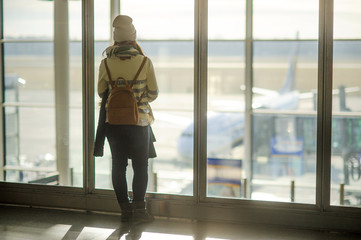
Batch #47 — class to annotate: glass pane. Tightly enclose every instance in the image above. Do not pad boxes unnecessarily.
[5,107,56,184]
[94,0,194,195]
[208,0,245,40]
[3,0,54,40]
[4,43,55,103]
[206,0,246,198]
[252,40,318,204]
[94,0,110,40]
[334,0,361,39]
[253,0,318,39]
[331,1,361,207]
[121,1,193,40]
[1,1,83,187]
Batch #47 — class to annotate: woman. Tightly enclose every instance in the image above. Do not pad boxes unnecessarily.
[96,15,158,222]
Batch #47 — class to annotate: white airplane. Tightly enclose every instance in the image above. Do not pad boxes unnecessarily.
[176,42,360,160]
[176,40,300,160]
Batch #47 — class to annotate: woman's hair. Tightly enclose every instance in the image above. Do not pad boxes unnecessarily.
[103,41,145,58]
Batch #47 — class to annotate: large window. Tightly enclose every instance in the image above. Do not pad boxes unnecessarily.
[94,0,194,195]
[206,0,246,198]
[331,0,361,207]
[252,40,318,204]
[205,0,319,203]
[1,0,83,186]
[251,0,318,204]
[1,0,361,230]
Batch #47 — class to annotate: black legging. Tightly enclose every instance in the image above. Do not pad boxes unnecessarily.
[105,124,150,204]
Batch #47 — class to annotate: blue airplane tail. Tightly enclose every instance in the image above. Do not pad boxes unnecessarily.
[279,39,299,95]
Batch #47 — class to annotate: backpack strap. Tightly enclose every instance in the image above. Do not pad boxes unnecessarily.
[132,57,148,104]
[130,57,147,88]
[104,58,116,89]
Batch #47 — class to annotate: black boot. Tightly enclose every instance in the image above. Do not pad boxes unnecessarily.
[132,201,154,223]
[120,202,132,222]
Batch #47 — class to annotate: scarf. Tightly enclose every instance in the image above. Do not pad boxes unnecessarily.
[104,41,143,59]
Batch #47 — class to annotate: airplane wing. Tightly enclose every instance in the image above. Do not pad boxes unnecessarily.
[299,92,314,99]
[299,86,360,100]
[240,85,278,97]
[208,99,245,112]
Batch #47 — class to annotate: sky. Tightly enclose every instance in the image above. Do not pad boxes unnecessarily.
[2,0,361,40]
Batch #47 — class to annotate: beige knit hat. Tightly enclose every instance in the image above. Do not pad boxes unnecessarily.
[113,15,137,42]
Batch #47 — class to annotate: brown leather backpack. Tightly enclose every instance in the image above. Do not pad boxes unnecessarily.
[104,57,147,125]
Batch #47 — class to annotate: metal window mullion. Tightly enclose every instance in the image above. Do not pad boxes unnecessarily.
[0,0,4,181]
[194,0,208,202]
[54,0,70,186]
[244,0,253,199]
[316,0,334,210]
[82,0,95,194]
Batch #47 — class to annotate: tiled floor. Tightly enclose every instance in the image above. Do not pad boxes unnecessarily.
[0,205,360,240]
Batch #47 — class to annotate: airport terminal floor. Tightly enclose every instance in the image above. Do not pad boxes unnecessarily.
[0,205,360,240]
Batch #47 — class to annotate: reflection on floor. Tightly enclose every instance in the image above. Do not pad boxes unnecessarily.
[0,205,360,240]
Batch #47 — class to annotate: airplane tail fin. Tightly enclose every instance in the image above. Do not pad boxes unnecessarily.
[279,36,299,94]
